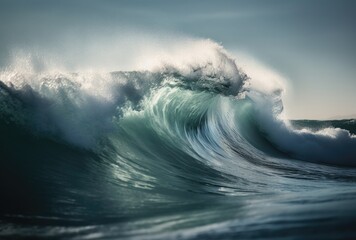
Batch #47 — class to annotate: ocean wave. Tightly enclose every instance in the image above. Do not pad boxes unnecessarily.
[1,39,356,239]
[1,40,355,166]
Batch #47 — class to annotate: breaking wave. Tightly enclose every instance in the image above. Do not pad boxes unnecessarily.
[1,39,356,239]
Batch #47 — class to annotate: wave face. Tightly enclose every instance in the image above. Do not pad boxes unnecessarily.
[1,41,356,239]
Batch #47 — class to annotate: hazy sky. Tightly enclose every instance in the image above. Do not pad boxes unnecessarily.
[0,0,355,119]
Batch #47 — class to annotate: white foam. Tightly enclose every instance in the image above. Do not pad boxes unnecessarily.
[249,91,356,166]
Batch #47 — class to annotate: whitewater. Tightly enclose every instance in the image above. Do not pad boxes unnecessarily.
[1,40,356,239]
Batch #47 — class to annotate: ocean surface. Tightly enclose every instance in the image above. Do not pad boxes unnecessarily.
[1,43,356,239]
